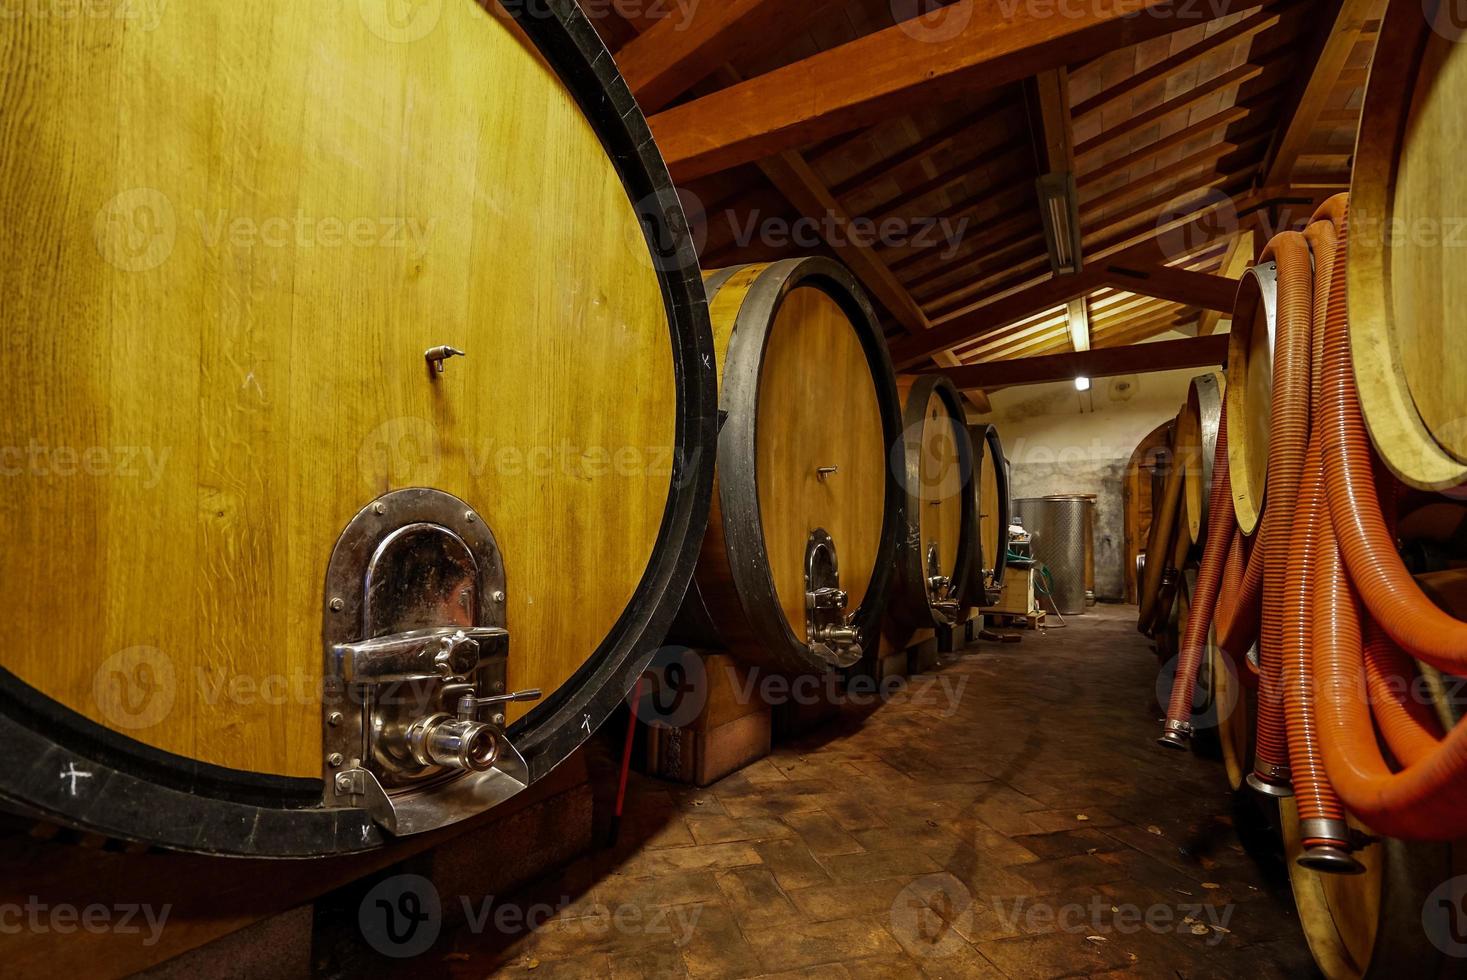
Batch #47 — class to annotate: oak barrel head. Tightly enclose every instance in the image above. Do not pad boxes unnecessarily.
[1349,0,1467,491]
[888,375,976,630]
[0,0,716,855]
[675,259,903,675]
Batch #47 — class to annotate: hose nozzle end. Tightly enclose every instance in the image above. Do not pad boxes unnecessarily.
[1156,731,1190,751]
[1245,770,1294,798]
[1297,845,1366,875]
[1156,719,1192,750]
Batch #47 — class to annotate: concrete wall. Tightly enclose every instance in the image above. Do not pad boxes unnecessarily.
[971,365,1207,601]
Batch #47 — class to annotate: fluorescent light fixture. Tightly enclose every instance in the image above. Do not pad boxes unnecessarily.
[1074,376,1091,392]
[1037,172,1083,276]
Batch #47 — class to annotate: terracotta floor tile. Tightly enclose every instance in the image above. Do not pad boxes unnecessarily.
[437,606,1311,979]
[687,814,797,845]
[782,811,867,857]
[744,917,905,972]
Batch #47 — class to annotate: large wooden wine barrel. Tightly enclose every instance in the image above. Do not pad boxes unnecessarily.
[0,0,717,856]
[672,260,902,673]
[1227,261,1279,535]
[1139,421,1187,632]
[1178,372,1225,545]
[887,376,976,629]
[1350,0,1467,491]
[966,424,1011,606]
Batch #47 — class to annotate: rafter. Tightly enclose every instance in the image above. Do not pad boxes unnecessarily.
[615,0,836,113]
[1259,0,1378,186]
[1079,136,1268,214]
[831,106,994,200]
[935,334,1230,390]
[1076,105,1252,185]
[1073,61,1270,161]
[889,188,1275,367]
[1071,4,1284,119]
[647,0,1257,181]
[1197,229,1255,335]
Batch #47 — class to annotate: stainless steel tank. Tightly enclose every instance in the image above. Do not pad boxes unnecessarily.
[1015,495,1095,616]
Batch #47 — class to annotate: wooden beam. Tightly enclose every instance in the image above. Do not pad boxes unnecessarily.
[1197,229,1255,335]
[1103,259,1244,309]
[648,0,1255,181]
[831,106,992,200]
[1079,137,1266,214]
[616,0,842,114]
[964,390,993,415]
[1260,0,1375,186]
[937,334,1230,390]
[890,194,1263,367]
[755,153,931,336]
[1033,68,1075,175]
[1066,297,1091,351]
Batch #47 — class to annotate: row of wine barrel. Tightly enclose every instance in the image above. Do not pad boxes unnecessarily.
[0,1,1011,858]
[1156,3,1467,974]
[1136,372,1224,648]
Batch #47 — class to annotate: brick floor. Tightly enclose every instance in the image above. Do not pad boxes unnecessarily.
[439,604,1313,979]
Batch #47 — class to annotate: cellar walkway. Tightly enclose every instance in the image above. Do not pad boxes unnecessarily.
[445,604,1313,979]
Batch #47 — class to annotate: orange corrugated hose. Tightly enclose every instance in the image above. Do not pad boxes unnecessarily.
[1166,192,1467,847]
[1313,200,1467,840]
[1280,200,1352,861]
[1248,231,1315,793]
[1159,389,1237,746]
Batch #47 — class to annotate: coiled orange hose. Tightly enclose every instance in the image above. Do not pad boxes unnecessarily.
[1312,200,1467,839]
[1165,192,1467,845]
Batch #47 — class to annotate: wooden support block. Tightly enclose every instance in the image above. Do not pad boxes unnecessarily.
[908,636,940,674]
[2,750,593,980]
[647,709,772,787]
[877,649,911,682]
[641,650,774,786]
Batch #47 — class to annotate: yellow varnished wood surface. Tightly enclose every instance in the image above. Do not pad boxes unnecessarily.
[1228,281,1273,536]
[754,285,886,644]
[1282,798,1384,980]
[914,387,966,585]
[1212,634,1251,793]
[0,1,675,776]
[978,432,1003,577]
[1178,383,1216,546]
[1350,0,1467,489]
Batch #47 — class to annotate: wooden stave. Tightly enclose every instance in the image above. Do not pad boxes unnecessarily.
[1180,373,1226,546]
[1227,261,1279,536]
[964,424,1011,607]
[1279,798,1467,980]
[0,0,718,857]
[672,259,903,674]
[887,375,978,630]
[1348,0,1467,491]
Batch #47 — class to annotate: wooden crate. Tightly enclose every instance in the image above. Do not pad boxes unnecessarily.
[982,565,1038,618]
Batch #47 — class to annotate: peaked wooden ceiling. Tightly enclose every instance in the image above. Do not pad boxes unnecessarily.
[592,0,1382,401]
